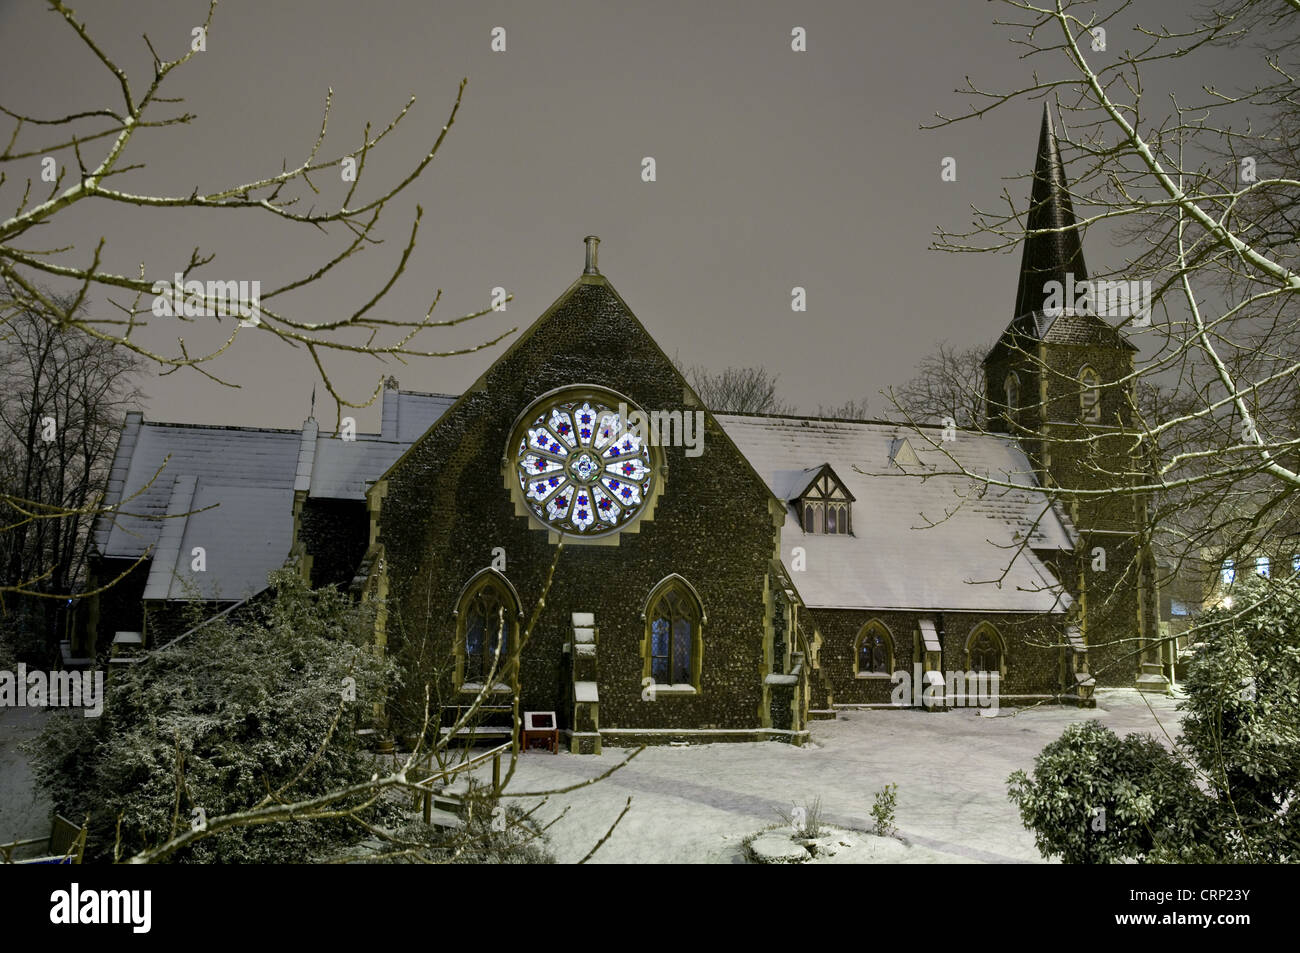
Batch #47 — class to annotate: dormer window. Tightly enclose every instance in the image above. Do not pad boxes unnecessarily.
[797,465,853,535]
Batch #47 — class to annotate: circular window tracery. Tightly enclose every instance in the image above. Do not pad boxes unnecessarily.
[513,390,657,536]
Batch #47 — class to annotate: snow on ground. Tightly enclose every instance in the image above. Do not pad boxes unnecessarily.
[0,688,1185,863]
[0,707,53,844]
[747,825,948,864]
[475,689,1184,864]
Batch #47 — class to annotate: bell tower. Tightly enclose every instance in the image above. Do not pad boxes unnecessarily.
[984,105,1165,691]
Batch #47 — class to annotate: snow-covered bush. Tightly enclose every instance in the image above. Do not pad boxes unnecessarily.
[1008,574,1300,863]
[30,569,397,863]
[1006,720,1209,863]
[378,779,555,864]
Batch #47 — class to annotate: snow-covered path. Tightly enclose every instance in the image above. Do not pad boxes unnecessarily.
[488,690,1185,864]
[0,707,52,845]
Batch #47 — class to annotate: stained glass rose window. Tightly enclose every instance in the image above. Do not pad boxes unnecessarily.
[513,390,657,536]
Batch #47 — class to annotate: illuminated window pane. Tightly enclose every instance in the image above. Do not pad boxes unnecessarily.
[672,617,691,684]
[464,588,507,681]
[515,392,655,536]
[646,582,701,687]
[650,618,670,683]
[857,629,889,674]
[802,498,850,535]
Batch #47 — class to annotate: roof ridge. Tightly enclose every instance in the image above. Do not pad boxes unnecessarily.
[396,389,459,399]
[716,411,975,431]
[134,419,302,435]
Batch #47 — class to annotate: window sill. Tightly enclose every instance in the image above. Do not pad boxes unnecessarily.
[647,683,697,696]
[459,682,513,694]
[855,672,894,679]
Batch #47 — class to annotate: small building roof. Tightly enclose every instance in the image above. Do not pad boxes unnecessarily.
[95,418,301,560]
[95,389,453,601]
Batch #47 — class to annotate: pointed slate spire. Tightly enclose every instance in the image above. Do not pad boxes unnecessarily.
[1013,105,1087,320]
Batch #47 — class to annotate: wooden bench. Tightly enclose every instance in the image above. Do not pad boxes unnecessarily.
[439,704,516,742]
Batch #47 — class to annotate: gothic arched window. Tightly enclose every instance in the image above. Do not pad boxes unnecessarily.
[1079,366,1101,423]
[967,625,1005,675]
[457,572,520,688]
[644,577,704,689]
[855,621,894,676]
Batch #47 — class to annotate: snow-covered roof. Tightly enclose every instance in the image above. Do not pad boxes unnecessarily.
[95,417,301,560]
[380,389,457,443]
[717,414,1076,614]
[770,463,854,502]
[307,436,409,499]
[95,389,454,601]
[142,478,295,600]
[771,467,825,501]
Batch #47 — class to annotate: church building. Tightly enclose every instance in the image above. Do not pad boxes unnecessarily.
[81,108,1163,751]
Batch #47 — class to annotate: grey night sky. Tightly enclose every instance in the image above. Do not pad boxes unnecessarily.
[0,0,1240,432]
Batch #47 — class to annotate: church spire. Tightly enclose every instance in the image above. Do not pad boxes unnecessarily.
[1012,104,1087,319]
